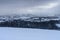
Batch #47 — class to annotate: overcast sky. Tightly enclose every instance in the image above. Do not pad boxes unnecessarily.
[0,0,60,16]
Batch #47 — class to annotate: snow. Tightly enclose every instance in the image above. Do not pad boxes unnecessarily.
[0,15,59,23]
[56,24,60,27]
[20,17,30,20]
[0,27,60,40]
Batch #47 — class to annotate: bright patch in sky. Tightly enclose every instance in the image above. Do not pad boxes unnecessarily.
[18,2,59,15]
[35,3,58,9]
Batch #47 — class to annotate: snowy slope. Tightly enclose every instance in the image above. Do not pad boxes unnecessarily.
[0,27,60,40]
[0,15,59,22]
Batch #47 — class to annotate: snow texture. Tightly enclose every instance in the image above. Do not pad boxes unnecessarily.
[0,27,60,40]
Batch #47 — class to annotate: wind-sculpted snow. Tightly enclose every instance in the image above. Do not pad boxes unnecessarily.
[0,27,60,40]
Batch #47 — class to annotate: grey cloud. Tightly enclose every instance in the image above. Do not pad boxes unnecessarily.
[0,0,60,16]
[0,0,58,7]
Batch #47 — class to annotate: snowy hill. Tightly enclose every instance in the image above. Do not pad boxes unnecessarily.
[0,14,59,22]
[0,27,60,40]
[0,15,60,30]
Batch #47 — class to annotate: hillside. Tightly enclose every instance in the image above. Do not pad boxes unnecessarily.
[0,15,60,30]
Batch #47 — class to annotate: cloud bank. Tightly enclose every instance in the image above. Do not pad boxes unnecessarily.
[0,0,60,16]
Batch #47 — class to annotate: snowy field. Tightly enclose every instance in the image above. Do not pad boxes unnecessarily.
[0,27,60,40]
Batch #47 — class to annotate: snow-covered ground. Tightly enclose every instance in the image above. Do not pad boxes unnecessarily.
[56,24,60,27]
[0,15,59,22]
[0,27,60,40]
